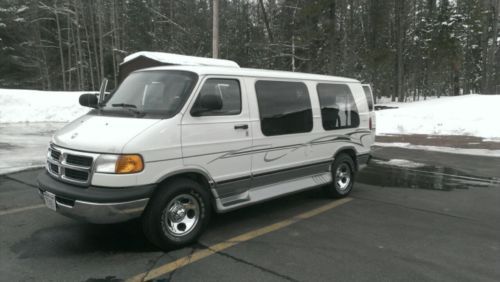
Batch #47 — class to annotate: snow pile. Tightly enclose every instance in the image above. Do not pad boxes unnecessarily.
[123,51,240,68]
[372,159,426,168]
[376,94,500,139]
[0,89,91,123]
[0,123,65,174]
[375,142,500,157]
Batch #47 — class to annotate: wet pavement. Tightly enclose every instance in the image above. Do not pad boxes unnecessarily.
[359,160,500,191]
[1,146,500,281]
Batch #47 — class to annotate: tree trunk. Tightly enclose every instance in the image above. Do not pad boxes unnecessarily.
[81,1,96,90]
[75,0,85,90]
[258,0,274,43]
[89,1,101,82]
[394,0,404,102]
[54,2,67,90]
[67,14,72,90]
[328,1,337,75]
[97,0,105,79]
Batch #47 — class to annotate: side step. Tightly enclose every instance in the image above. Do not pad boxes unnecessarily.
[215,172,332,212]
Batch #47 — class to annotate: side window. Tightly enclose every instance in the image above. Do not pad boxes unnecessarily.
[362,85,374,111]
[255,80,313,136]
[317,83,359,130]
[191,78,241,116]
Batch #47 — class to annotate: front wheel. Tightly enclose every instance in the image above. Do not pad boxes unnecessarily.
[142,178,211,250]
[324,154,355,198]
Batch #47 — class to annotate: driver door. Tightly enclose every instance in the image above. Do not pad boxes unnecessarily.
[181,76,252,198]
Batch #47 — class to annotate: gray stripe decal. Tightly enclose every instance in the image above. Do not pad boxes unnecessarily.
[145,129,371,164]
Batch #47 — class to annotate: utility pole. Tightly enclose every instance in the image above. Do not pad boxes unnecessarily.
[212,0,219,58]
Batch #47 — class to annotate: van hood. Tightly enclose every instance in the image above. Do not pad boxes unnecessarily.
[52,114,161,153]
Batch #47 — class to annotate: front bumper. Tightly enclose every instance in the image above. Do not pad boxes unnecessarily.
[37,171,156,224]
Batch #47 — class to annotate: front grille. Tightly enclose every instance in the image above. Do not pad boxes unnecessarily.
[49,163,59,174]
[66,155,93,167]
[47,146,97,186]
[51,150,61,160]
[64,168,89,181]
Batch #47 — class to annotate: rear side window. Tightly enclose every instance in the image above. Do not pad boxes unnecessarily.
[317,83,360,130]
[255,80,313,136]
[362,85,374,111]
[191,78,241,116]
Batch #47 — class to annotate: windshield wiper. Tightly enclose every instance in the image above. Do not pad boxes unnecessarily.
[111,103,145,117]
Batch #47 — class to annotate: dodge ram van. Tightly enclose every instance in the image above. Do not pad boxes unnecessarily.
[37,65,374,249]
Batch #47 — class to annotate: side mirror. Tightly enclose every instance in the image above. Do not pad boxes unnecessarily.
[79,94,98,108]
[191,94,223,116]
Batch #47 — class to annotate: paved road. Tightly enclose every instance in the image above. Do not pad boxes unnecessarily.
[1,147,499,281]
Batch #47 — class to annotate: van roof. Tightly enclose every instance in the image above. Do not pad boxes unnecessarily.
[138,65,360,83]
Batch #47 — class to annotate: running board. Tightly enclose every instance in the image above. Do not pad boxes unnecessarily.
[215,172,332,212]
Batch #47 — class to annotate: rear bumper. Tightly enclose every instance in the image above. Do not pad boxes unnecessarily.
[37,171,156,224]
[357,153,371,171]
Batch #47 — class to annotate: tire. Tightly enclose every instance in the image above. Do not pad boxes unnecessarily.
[142,178,211,250]
[324,153,355,198]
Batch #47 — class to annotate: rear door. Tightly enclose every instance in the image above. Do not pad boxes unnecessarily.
[362,84,376,131]
[181,76,252,198]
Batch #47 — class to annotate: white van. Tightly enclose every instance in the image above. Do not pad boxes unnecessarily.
[37,65,374,249]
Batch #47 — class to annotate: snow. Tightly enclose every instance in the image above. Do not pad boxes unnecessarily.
[0,89,91,123]
[372,158,426,168]
[123,51,240,68]
[0,123,67,175]
[375,142,500,157]
[376,94,500,139]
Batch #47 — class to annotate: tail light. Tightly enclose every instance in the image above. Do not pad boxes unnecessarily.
[369,117,373,130]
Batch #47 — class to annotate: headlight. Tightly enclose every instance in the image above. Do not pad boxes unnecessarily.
[95,154,144,174]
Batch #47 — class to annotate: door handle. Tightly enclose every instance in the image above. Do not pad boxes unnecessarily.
[234,124,249,130]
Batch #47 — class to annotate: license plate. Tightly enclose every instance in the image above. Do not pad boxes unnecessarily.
[43,192,57,211]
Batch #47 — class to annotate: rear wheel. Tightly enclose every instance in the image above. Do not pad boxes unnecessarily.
[142,178,211,250]
[324,154,355,198]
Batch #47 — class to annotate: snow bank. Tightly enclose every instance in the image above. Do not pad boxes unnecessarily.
[375,142,500,157]
[372,159,426,168]
[0,89,91,123]
[123,51,240,68]
[376,94,500,139]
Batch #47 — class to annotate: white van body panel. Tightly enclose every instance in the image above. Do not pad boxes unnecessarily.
[53,115,161,153]
[181,75,252,187]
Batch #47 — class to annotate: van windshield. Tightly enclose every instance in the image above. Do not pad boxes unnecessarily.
[100,70,198,118]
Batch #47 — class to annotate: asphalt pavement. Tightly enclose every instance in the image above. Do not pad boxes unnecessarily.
[1,147,499,282]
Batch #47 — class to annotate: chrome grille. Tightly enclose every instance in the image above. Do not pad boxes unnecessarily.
[46,145,98,186]
[66,154,93,167]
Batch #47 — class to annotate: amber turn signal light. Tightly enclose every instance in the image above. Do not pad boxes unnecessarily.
[115,155,144,174]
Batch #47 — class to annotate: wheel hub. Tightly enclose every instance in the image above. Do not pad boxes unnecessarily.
[168,203,186,223]
[335,163,351,191]
[162,194,200,237]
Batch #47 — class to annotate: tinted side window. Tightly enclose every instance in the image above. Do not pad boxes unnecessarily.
[317,84,359,130]
[255,80,313,136]
[191,78,241,116]
[362,85,374,111]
